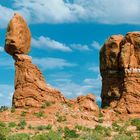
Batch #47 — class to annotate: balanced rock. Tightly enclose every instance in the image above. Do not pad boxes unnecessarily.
[4,13,65,108]
[100,32,140,114]
[13,54,65,108]
[5,13,31,55]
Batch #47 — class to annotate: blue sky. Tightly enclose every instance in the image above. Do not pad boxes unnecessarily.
[0,0,140,106]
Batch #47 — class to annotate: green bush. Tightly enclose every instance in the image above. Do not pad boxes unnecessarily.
[28,124,34,130]
[18,119,26,129]
[0,121,6,127]
[8,122,16,128]
[94,125,111,137]
[41,101,54,109]
[34,111,45,118]
[31,132,62,140]
[64,127,79,138]
[21,111,27,117]
[131,118,140,131]
[36,124,52,130]
[75,125,83,131]
[7,133,30,140]
[56,113,66,122]
[11,107,15,113]
[0,126,10,139]
[113,134,135,140]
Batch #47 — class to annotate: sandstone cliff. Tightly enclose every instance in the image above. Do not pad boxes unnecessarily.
[100,32,140,114]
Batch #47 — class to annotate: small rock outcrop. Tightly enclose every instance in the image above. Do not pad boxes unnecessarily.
[100,32,140,114]
[5,13,65,108]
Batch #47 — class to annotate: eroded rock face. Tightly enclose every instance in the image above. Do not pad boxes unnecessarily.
[13,54,65,107]
[68,93,99,116]
[100,32,140,114]
[100,35,124,108]
[5,13,31,55]
[76,94,99,113]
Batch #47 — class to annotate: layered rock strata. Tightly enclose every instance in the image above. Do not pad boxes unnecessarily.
[100,32,140,114]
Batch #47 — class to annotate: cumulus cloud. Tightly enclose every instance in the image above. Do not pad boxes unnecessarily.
[32,36,72,52]
[32,36,92,52]
[91,41,102,50]
[70,44,91,51]
[0,5,14,28]
[50,74,102,102]
[1,0,140,28]
[33,57,77,70]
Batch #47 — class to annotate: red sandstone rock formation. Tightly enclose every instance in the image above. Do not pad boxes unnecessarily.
[5,13,31,55]
[4,13,65,108]
[4,13,99,115]
[100,32,140,114]
[13,54,65,107]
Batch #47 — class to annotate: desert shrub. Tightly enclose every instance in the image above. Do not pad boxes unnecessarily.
[8,122,16,128]
[94,125,111,137]
[7,133,30,140]
[11,107,15,113]
[112,122,122,131]
[31,132,62,140]
[18,119,26,129]
[41,101,54,109]
[80,131,104,140]
[0,121,6,127]
[0,126,10,140]
[46,131,62,140]
[21,111,27,117]
[56,113,66,122]
[34,111,45,118]
[64,127,79,139]
[75,125,83,131]
[131,118,140,131]
[31,134,47,140]
[113,134,135,140]
[28,124,34,130]
[36,124,52,130]
[0,106,9,112]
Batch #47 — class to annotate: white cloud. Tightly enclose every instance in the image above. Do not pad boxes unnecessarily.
[0,46,4,52]
[33,57,77,70]
[91,41,102,50]
[32,36,72,52]
[32,36,92,52]
[0,5,14,28]
[88,65,99,73]
[1,0,140,28]
[70,44,91,51]
[50,74,102,102]
[0,84,14,106]
[52,79,95,98]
